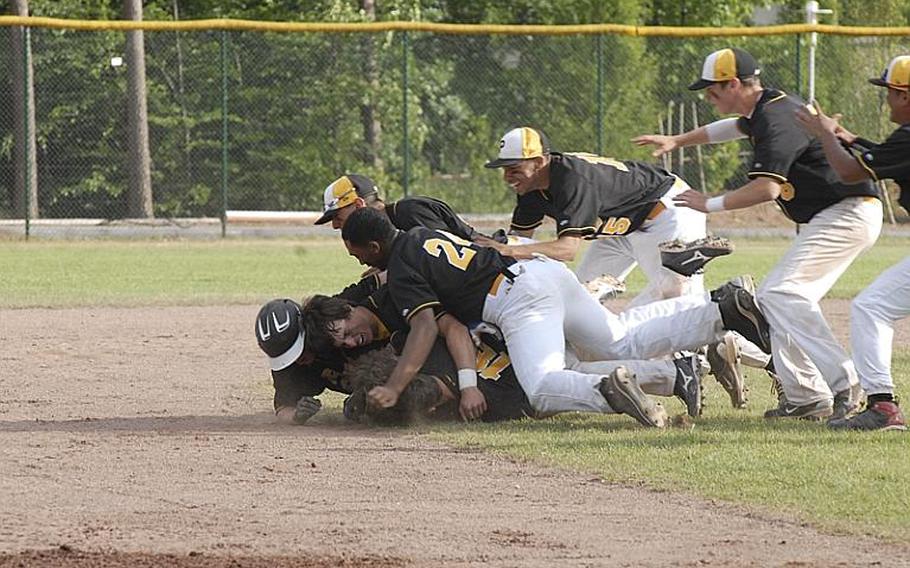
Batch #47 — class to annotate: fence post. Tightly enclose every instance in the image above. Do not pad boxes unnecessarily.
[23,26,31,240]
[401,31,410,198]
[795,34,802,97]
[596,34,604,155]
[220,30,229,238]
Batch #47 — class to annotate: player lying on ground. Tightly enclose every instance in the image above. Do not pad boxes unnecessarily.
[794,55,910,431]
[339,207,771,428]
[303,287,709,421]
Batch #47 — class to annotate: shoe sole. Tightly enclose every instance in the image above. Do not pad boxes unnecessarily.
[600,368,668,428]
[733,290,772,354]
[710,334,746,409]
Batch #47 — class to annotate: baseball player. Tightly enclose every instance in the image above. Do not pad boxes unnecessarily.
[305,286,709,420]
[481,126,708,307]
[255,298,354,425]
[634,47,883,421]
[481,127,759,409]
[338,207,770,427]
[794,55,910,431]
[316,173,485,241]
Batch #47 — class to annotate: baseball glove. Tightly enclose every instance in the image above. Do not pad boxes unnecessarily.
[583,274,627,303]
[659,236,734,277]
[342,346,450,426]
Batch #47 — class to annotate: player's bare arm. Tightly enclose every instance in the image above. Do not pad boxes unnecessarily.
[497,234,581,262]
[674,177,780,213]
[437,314,487,421]
[367,308,438,409]
[795,102,871,184]
[632,126,710,157]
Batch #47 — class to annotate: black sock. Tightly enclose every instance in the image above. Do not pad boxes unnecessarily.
[868,393,895,405]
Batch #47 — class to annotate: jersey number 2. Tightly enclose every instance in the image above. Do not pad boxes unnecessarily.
[422,231,476,271]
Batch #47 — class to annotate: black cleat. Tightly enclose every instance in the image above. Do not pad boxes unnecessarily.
[660,236,734,277]
[716,284,772,354]
[763,398,833,420]
[672,352,704,417]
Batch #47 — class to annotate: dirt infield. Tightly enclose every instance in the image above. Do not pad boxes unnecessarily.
[1,303,909,567]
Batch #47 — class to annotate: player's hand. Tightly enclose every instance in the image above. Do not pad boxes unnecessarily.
[459,387,487,421]
[469,322,502,349]
[672,189,710,213]
[367,385,399,409]
[631,134,678,157]
[293,396,322,424]
[794,100,840,138]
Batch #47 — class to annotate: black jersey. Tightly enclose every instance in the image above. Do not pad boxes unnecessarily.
[270,273,382,411]
[736,89,878,223]
[370,285,533,423]
[336,272,383,303]
[387,227,514,325]
[271,350,348,410]
[854,124,910,214]
[510,152,676,238]
[385,196,478,241]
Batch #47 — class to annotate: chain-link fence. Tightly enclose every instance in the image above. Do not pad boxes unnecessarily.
[1,20,908,237]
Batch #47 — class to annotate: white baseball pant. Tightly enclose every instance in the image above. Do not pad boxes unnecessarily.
[482,257,726,414]
[574,177,707,308]
[757,197,882,406]
[851,255,910,396]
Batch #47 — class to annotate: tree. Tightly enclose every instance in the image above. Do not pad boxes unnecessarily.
[9,0,38,219]
[124,0,153,217]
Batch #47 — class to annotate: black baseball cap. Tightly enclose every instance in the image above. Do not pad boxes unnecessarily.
[689,48,761,91]
[484,127,551,168]
[256,298,306,371]
[314,174,380,225]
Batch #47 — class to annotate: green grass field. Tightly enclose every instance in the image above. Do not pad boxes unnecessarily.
[2,236,908,541]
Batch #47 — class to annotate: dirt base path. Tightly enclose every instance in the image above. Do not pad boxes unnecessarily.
[1,304,908,567]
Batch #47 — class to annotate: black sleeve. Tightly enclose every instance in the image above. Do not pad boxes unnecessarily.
[747,106,811,184]
[387,256,441,324]
[336,273,382,303]
[271,365,326,410]
[510,194,545,232]
[551,172,599,237]
[390,198,477,241]
[855,127,910,182]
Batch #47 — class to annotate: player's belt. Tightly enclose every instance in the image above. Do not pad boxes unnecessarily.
[488,264,522,297]
[646,201,666,220]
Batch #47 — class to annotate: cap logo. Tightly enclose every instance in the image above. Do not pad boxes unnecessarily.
[272,310,292,333]
[499,139,506,149]
[257,318,271,341]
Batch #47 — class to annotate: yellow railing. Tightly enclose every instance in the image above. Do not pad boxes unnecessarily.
[0,16,908,36]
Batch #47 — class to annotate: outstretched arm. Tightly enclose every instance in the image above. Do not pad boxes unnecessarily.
[673,177,781,213]
[367,308,438,408]
[633,118,744,157]
[483,233,581,262]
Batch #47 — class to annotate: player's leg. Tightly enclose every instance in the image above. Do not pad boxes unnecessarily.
[481,261,615,415]
[829,258,909,430]
[850,256,910,398]
[758,197,882,416]
[574,237,637,293]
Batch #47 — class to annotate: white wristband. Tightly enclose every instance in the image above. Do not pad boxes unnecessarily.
[457,369,478,390]
[705,195,726,212]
